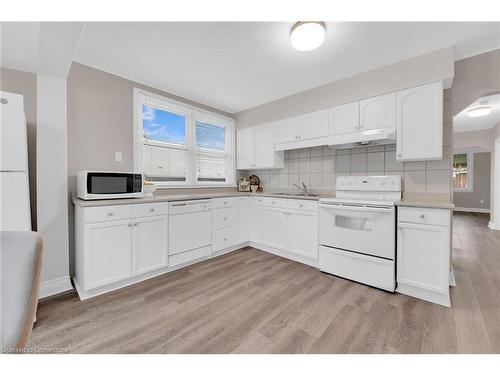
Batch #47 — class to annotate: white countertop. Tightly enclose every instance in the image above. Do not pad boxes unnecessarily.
[72,191,329,207]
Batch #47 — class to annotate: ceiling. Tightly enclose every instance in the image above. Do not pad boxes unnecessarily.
[453,93,500,133]
[2,22,500,113]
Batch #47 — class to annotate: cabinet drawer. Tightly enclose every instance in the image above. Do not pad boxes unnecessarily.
[169,200,212,215]
[287,199,318,212]
[84,205,132,223]
[212,197,238,209]
[212,227,238,252]
[213,207,237,230]
[132,202,169,218]
[399,207,450,226]
[261,197,287,209]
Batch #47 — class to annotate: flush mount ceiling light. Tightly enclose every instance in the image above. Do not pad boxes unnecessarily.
[290,22,326,51]
[467,105,492,118]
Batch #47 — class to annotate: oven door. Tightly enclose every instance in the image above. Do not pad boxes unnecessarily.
[319,203,395,259]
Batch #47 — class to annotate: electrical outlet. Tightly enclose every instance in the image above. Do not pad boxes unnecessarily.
[115,152,122,162]
[480,199,484,205]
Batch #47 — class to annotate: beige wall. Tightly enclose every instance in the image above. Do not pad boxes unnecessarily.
[0,67,37,229]
[454,152,491,211]
[451,49,500,116]
[66,62,234,273]
[235,47,454,128]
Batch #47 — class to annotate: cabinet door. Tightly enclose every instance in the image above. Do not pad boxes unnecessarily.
[254,123,283,169]
[396,81,443,161]
[261,208,287,250]
[249,197,264,243]
[132,216,167,275]
[299,109,329,140]
[274,117,300,144]
[287,211,318,259]
[237,127,254,169]
[329,102,359,135]
[359,92,396,131]
[397,222,449,294]
[87,220,132,289]
[236,197,249,243]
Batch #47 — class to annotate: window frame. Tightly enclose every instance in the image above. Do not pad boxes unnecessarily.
[133,88,235,188]
[453,150,474,193]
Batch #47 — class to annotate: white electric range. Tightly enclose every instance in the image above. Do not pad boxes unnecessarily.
[318,175,401,292]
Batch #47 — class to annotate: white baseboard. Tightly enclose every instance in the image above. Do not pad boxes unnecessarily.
[453,207,490,214]
[39,276,73,299]
[489,221,499,231]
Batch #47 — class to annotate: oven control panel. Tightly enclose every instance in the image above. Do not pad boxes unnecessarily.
[335,175,401,192]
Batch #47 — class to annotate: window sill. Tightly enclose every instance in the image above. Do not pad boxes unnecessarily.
[154,184,237,190]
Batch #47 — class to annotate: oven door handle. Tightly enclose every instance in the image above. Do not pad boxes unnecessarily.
[319,204,394,213]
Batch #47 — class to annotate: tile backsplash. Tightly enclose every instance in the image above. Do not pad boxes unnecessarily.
[240,143,452,195]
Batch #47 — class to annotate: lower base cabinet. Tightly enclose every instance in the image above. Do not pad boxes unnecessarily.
[251,197,319,263]
[87,219,132,289]
[132,216,168,275]
[396,206,451,307]
[75,203,169,299]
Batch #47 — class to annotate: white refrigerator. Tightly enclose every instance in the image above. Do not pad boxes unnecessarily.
[0,91,32,231]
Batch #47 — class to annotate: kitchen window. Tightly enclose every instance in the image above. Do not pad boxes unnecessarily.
[134,89,235,187]
[453,152,473,192]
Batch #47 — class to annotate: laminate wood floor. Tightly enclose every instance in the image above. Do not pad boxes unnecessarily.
[29,212,500,353]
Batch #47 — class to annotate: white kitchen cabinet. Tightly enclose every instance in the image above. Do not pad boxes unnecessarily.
[249,197,319,264]
[329,102,359,135]
[274,109,329,149]
[237,123,284,170]
[86,219,132,289]
[249,197,264,243]
[360,92,396,131]
[287,210,318,259]
[236,197,249,243]
[132,216,168,275]
[397,206,451,307]
[236,127,254,169]
[396,81,443,161]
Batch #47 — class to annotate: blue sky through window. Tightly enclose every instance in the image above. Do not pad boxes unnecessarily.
[142,105,186,144]
[196,122,225,151]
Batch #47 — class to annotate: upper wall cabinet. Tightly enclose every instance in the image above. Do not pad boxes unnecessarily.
[329,102,359,135]
[274,109,329,151]
[396,81,443,161]
[359,92,396,131]
[237,123,284,170]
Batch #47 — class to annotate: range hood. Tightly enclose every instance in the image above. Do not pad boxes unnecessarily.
[328,127,396,149]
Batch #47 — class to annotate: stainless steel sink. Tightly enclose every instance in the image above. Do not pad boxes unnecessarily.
[272,192,321,197]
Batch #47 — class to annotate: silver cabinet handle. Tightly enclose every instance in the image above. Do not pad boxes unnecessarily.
[420,214,425,219]
[150,208,155,212]
[133,223,138,226]
[127,223,132,227]
[224,201,227,205]
[224,217,227,220]
[107,212,114,216]
[224,237,227,241]
[397,153,402,157]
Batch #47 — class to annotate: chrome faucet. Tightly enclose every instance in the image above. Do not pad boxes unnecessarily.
[292,182,308,196]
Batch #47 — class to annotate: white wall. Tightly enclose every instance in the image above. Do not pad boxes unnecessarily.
[36,74,72,297]
[492,123,500,229]
[453,127,500,229]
